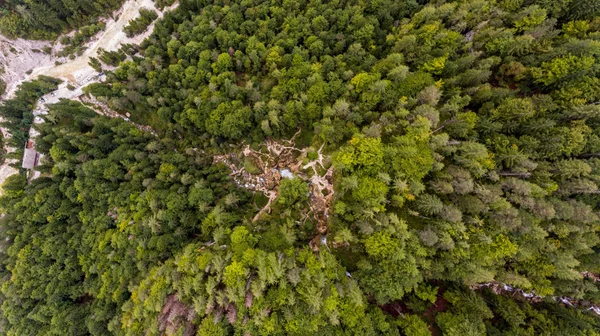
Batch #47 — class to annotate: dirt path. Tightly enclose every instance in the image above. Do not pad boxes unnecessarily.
[0,0,177,193]
[3,0,173,95]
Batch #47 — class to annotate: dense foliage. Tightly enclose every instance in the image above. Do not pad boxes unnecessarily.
[4,0,600,334]
[123,8,158,38]
[2,99,599,335]
[57,22,107,58]
[0,102,253,334]
[0,76,60,160]
[89,0,600,297]
[0,78,6,96]
[0,0,125,39]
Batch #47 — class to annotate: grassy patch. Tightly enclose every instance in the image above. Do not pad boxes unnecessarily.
[243,157,261,174]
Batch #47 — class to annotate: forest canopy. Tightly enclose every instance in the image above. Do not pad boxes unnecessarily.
[3,0,600,335]
[0,0,126,39]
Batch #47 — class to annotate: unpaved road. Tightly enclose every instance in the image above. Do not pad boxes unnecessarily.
[2,0,167,97]
[0,0,177,192]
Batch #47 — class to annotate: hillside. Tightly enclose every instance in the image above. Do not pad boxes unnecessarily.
[1,0,600,335]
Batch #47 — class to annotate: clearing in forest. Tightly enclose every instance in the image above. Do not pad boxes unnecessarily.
[214,134,334,249]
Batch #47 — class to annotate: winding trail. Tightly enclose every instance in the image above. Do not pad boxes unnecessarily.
[3,0,599,322]
[1,0,171,99]
[0,0,177,191]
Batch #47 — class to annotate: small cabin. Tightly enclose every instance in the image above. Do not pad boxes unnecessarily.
[22,141,39,169]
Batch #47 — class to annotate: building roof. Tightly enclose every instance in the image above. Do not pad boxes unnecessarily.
[22,148,38,169]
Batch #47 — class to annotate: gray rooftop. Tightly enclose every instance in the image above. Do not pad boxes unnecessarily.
[22,148,38,169]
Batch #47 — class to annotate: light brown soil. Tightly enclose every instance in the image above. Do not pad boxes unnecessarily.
[20,0,173,90]
[1,0,178,99]
[0,0,176,192]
